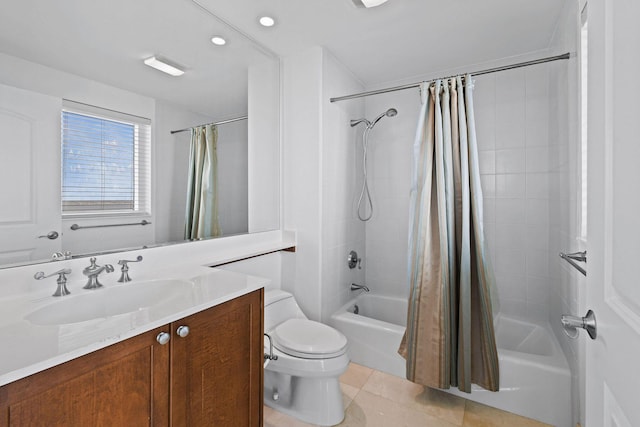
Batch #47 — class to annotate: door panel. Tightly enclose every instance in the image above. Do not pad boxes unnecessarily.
[586,0,640,425]
[0,84,61,264]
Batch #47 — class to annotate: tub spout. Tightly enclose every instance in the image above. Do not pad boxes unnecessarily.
[350,283,370,292]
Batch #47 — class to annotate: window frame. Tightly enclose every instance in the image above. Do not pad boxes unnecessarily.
[61,101,151,219]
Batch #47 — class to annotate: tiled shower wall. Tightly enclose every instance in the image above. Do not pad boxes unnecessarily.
[474,65,553,321]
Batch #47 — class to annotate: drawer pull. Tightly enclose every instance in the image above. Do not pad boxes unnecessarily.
[177,326,190,338]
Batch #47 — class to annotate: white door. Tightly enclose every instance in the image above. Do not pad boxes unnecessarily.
[585,0,640,425]
[0,84,61,265]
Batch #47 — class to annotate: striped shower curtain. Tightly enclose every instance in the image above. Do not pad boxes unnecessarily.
[184,124,222,240]
[398,76,500,393]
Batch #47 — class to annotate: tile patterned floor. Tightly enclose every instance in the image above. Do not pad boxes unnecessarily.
[264,363,552,427]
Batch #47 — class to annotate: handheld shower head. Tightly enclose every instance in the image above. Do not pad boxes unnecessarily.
[350,108,397,129]
[370,107,398,128]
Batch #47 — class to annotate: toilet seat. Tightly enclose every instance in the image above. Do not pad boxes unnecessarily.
[272,319,347,359]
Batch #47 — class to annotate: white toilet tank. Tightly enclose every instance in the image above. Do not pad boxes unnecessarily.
[265,289,307,331]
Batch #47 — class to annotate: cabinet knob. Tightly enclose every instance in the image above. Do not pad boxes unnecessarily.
[176,325,190,338]
[156,332,171,345]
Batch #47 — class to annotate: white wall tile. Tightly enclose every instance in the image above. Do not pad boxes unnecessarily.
[496,174,526,198]
[526,275,551,304]
[525,198,549,225]
[495,69,525,149]
[496,149,526,173]
[483,198,496,224]
[496,199,526,224]
[494,245,526,276]
[495,274,527,301]
[526,147,551,172]
[478,150,496,174]
[526,174,550,199]
[495,223,526,249]
[527,249,550,277]
[480,174,496,198]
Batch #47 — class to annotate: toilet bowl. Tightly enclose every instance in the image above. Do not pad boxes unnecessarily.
[264,289,349,426]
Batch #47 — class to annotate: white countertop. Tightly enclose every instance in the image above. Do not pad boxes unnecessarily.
[0,266,268,387]
[0,230,296,387]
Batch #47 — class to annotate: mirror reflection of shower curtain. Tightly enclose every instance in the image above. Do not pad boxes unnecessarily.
[184,124,222,240]
[399,76,499,393]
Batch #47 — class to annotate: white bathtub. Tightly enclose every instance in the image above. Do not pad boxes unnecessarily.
[330,294,572,427]
[329,294,408,378]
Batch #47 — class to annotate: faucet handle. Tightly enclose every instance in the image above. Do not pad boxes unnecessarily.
[117,255,143,266]
[117,255,143,283]
[34,268,72,297]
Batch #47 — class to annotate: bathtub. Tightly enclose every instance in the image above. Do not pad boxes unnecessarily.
[329,294,408,378]
[330,294,572,427]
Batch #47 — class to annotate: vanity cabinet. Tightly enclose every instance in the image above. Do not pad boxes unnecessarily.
[0,289,263,427]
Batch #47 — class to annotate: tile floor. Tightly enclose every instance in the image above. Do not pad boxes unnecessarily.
[264,363,552,427]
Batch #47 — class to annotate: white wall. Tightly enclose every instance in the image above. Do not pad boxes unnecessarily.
[321,51,366,321]
[281,47,367,321]
[248,60,280,234]
[547,1,584,425]
[282,47,324,320]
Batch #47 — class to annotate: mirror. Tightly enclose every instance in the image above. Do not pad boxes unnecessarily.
[0,0,280,268]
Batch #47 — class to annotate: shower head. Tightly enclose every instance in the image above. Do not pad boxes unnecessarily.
[370,107,398,128]
[350,108,398,129]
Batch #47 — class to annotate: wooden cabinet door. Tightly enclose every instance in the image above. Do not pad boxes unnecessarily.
[0,326,170,427]
[171,289,263,427]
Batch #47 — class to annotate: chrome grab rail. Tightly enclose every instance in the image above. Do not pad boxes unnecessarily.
[559,251,586,276]
[70,220,151,231]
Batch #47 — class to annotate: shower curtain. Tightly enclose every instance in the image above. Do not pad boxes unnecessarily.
[398,76,499,393]
[184,124,222,240]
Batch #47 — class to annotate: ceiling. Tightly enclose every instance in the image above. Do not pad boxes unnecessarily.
[0,0,565,115]
[198,0,566,85]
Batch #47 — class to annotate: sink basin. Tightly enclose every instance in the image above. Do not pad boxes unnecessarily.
[25,279,194,326]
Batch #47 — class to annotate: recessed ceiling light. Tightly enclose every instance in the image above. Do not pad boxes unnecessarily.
[259,16,275,27]
[351,0,389,8]
[143,56,184,76]
[211,36,227,46]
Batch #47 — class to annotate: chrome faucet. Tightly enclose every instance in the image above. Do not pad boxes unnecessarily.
[82,257,114,289]
[117,255,143,282]
[350,283,370,292]
[34,268,72,297]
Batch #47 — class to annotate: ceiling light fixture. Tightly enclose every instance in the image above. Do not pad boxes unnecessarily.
[259,16,275,27]
[351,0,389,8]
[143,56,184,76]
[211,36,227,46]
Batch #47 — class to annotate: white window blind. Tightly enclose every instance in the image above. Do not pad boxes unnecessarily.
[61,101,151,216]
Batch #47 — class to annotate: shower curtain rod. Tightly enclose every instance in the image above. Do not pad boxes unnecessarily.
[170,115,248,134]
[330,52,571,103]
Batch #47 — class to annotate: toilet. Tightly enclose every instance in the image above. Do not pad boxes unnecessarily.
[264,289,349,426]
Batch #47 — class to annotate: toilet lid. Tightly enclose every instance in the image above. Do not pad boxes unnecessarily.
[273,319,347,359]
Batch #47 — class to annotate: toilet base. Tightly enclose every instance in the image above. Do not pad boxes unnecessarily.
[264,370,345,426]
